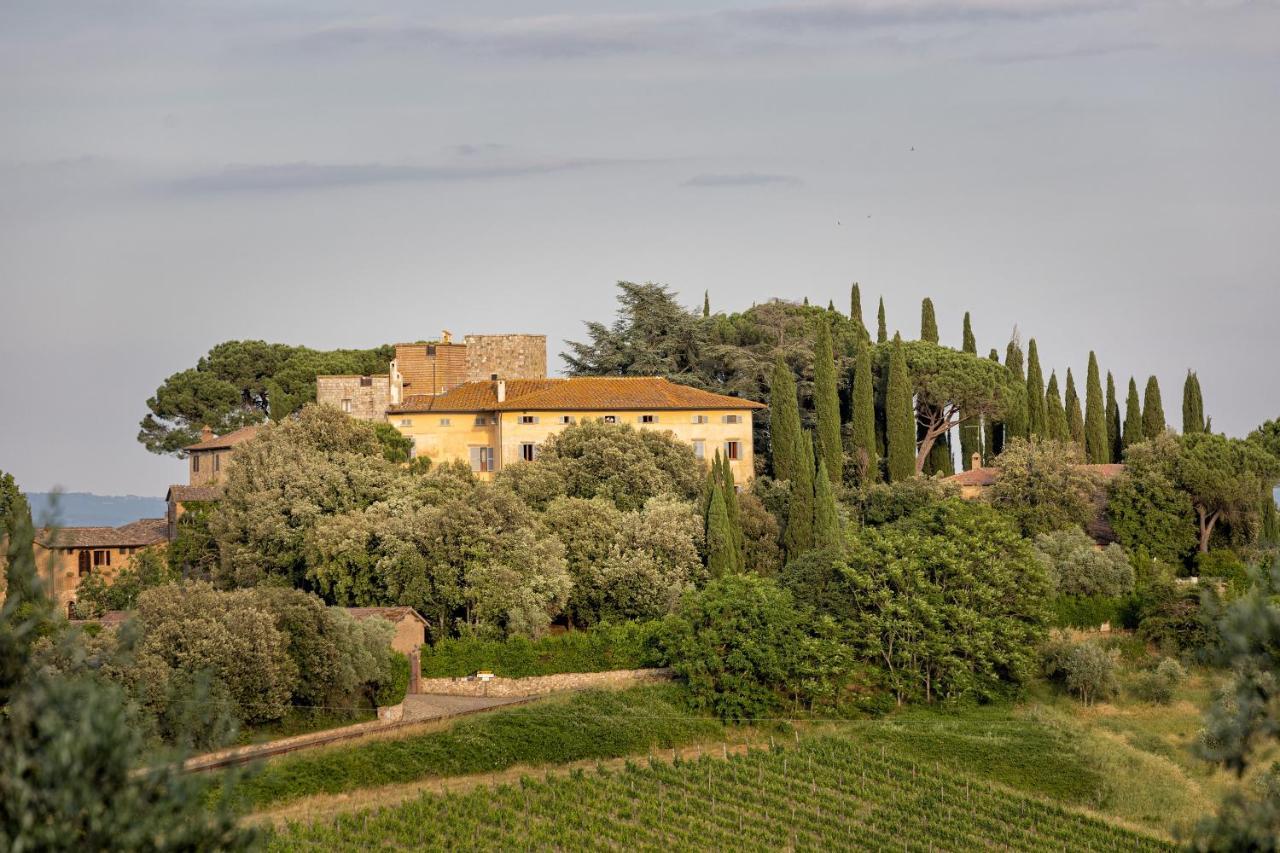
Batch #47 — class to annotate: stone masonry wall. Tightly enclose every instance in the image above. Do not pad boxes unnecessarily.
[464,334,547,381]
[417,667,672,698]
[317,375,390,421]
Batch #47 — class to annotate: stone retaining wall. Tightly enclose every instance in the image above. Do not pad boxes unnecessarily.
[418,667,673,698]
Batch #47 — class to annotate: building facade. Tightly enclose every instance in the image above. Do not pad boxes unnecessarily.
[387,376,763,483]
[186,425,261,486]
[34,519,169,618]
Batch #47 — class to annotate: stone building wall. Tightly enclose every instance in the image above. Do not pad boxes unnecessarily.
[464,334,547,381]
[316,375,390,420]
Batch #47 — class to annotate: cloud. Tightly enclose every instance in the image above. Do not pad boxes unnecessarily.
[730,0,1110,32]
[683,172,802,188]
[165,158,629,194]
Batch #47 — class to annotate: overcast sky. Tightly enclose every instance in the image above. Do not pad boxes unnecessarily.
[1,0,1277,497]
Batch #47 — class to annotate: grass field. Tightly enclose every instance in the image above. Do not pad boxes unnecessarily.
[266,738,1172,852]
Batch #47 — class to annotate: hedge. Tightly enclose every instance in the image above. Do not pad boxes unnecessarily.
[1050,595,1134,630]
[375,652,410,707]
[420,621,667,678]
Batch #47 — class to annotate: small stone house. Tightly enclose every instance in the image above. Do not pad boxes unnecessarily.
[185,425,261,487]
[31,519,169,618]
[345,606,427,655]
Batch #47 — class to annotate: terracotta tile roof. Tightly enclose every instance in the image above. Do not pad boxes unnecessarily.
[389,377,765,414]
[186,425,262,452]
[166,484,224,503]
[945,463,1126,488]
[344,606,428,626]
[35,518,168,548]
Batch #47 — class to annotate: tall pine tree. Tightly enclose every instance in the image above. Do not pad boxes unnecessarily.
[1004,339,1028,441]
[1084,353,1108,462]
[703,291,710,318]
[849,282,870,342]
[783,431,817,558]
[886,333,916,482]
[850,342,878,482]
[1182,371,1205,434]
[704,485,735,578]
[1045,371,1069,442]
[1064,368,1085,447]
[918,298,951,475]
[985,348,1003,461]
[1142,375,1165,439]
[876,298,888,344]
[768,356,802,482]
[814,459,841,550]
[1106,371,1122,463]
[1123,377,1143,449]
[959,313,981,470]
[1025,338,1048,438]
[719,452,744,571]
[920,298,939,343]
[813,319,842,484]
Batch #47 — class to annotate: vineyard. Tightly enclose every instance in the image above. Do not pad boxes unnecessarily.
[268,737,1172,851]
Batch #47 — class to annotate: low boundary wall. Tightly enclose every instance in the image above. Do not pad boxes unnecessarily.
[417,667,674,698]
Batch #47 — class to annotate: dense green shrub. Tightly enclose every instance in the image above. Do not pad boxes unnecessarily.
[1107,434,1197,566]
[229,686,719,809]
[1033,528,1134,598]
[1131,658,1185,705]
[855,477,958,526]
[375,652,410,707]
[987,438,1100,537]
[1050,595,1128,630]
[1196,549,1249,589]
[1043,633,1118,706]
[420,621,667,678]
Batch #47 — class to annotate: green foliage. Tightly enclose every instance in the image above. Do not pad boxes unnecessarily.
[1043,635,1118,706]
[1025,339,1047,438]
[166,499,220,580]
[1066,368,1086,446]
[782,432,816,558]
[1182,371,1205,435]
[1123,377,1143,450]
[812,319,842,484]
[1174,431,1279,553]
[767,356,802,482]
[420,621,667,678]
[718,452,745,567]
[813,459,841,550]
[1131,658,1184,705]
[1045,371,1069,442]
[138,339,392,455]
[1085,353,1109,463]
[1142,375,1165,440]
[1106,371,1122,464]
[73,547,177,618]
[849,342,877,482]
[233,686,720,809]
[704,486,736,579]
[876,297,887,344]
[374,652,410,707]
[371,421,414,463]
[1033,527,1134,598]
[959,313,981,470]
[1050,595,1128,629]
[1003,338,1028,441]
[885,334,916,482]
[1108,433,1198,565]
[919,297,939,343]
[855,477,960,527]
[840,500,1051,704]
[849,282,869,341]
[988,438,1100,537]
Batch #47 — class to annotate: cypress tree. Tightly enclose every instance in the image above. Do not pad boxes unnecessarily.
[920,298,939,343]
[876,298,888,344]
[959,313,980,470]
[850,282,870,341]
[1065,368,1085,447]
[803,296,809,306]
[1182,371,1205,434]
[705,485,735,578]
[813,319,842,484]
[886,334,916,481]
[768,356,802,482]
[1123,377,1143,449]
[827,299,835,312]
[998,338,1029,440]
[1106,371,1122,463]
[814,459,841,550]
[850,342,877,482]
[783,432,817,558]
[1045,371,1069,442]
[984,348,1002,461]
[1025,338,1047,438]
[703,290,710,318]
[1142,375,1165,439]
[1084,353,1108,462]
[719,452,744,571]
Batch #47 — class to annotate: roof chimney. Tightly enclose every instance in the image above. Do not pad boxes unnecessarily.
[441,329,453,344]
[971,451,982,470]
[496,379,506,403]
[200,425,215,443]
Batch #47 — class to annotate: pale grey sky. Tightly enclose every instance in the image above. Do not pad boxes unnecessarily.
[2,0,1277,496]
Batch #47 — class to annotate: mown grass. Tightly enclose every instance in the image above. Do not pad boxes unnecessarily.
[228,685,719,811]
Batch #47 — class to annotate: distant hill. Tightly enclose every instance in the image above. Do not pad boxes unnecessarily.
[26,493,167,527]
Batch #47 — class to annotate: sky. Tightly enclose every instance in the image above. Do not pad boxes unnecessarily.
[1,0,1277,497]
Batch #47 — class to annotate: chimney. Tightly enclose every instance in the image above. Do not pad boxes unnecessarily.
[441,329,453,344]
[200,425,215,443]
[971,451,982,470]
[496,379,506,403]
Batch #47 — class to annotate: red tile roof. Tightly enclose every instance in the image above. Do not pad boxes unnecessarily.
[165,484,224,503]
[186,425,262,452]
[945,463,1126,488]
[344,606,428,626]
[35,518,168,549]
[389,377,765,414]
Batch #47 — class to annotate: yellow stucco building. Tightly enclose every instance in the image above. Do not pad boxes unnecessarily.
[387,376,764,482]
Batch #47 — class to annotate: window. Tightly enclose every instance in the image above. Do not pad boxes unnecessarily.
[192,454,200,473]
[692,415,709,424]
[474,416,489,426]
[470,446,495,473]
[602,415,618,424]
[439,418,451,426]
[77,550,90,577]
[67,601,76,620]
[725,440,741,461]
[213,453,220,472]
[722,414,742,424]
[342,399,353,414]
[520,442,537,462]
[360,375,373,387]
[558,415,576,425]
[399,418,413,427]
[639,414,658,424]
[93,550,111,568]
[692,440,705,460]
[518,415,538,425]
